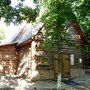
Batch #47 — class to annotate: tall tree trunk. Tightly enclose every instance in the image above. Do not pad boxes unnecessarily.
[56,1,63,89]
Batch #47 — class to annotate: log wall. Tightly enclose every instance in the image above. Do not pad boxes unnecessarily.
[17,31,54,80]
[0,44,18,75]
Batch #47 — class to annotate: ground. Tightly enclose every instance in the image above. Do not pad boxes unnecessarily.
[0,74,90,90]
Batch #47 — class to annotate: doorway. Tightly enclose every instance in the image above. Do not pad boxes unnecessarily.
[62,54,70,78]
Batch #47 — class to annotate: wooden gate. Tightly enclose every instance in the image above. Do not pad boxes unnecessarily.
[62,54,70,78]
[53,53,70,79]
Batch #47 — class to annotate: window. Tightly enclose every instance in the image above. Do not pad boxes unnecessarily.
[39,53,52,65]
[70,54,74,65]
[36,53,52,70]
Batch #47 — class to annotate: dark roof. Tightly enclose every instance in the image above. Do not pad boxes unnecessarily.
[6,22,43,45]
[2,21,88,47]
[12,26,27,42]
[71,21,88,44]
[17,23,43,44]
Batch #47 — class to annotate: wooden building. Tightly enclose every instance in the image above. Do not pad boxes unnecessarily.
[0,22,89,80]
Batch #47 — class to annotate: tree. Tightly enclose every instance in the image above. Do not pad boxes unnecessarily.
[0,0,39,24]
[41,0,76,48]
[40,0,90,47]
[39,1,89,89]
[74,0,90,40]
[39,1,75,84]
[38,0,90,81]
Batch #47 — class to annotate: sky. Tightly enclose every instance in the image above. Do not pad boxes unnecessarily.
[0,0,35,43]
[11,0,35,9]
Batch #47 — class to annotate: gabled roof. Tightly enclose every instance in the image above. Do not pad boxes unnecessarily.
[12,26,27,42]
[10,21,88,44]
[17,23,43,44]
[71,21,88,43]
[4,26,27,44]
[2,21,88,47]
[6,22,43,45]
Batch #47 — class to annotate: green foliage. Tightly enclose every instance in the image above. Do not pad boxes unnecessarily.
[40,0,90,50]
[41,0,76,49]
[0,0,38,24]
[74,0,90,39]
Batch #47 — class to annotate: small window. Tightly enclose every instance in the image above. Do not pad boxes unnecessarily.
[39,54,52,65]
[40,56,49,65]
[70,54,74,65]
[36,53,52,69]
[53,54,58,59]
[74,35,81,39]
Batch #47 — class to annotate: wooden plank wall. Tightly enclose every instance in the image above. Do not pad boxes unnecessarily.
[0,44,18,75]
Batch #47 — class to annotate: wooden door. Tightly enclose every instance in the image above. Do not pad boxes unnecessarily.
[62,54,70,78]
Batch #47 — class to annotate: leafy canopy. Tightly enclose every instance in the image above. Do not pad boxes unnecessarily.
[0,0,39,24]
[40,0,90,49]
[74,0,90,39]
